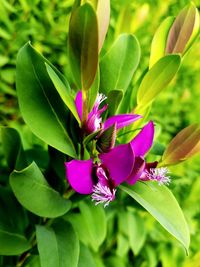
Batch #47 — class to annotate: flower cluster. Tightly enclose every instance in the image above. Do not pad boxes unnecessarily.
[65,92,170,207]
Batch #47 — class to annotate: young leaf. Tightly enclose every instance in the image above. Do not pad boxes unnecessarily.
[96,123,116,153]
[165,3,198,54]
[149,17,174,68]
[136,54,181,112]
[100,34,140,94]
[160,124,200,166]
[36,220,79,267]
[120,183,190,252]
[68,3,98,90]
[0,127,27,170]
[97,0,110,52]
[10,162,71,218]
[16,42,76,157]
[46,63,80,124]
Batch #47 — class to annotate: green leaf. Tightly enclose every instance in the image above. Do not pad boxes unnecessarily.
[78,243,96,267]
[100,34,140,94]
[160,124,200,166]
[97,0,110,52]
[0,187,30,255]
[16,42,76,157]
[127,211,146,255]
[88,67,100,111]
[107,90,123,116]
[83,129,102,146]
[36,220,79,267]
[45,63,80,124]
[149,17,174,68]
[68,3,98,90]
[165,3,198,54]
[79,202,107,251]
[66,201,106,252]
[136,54,181,112]
[0,127,27,170]
[0,230,30,256]
[120,183,190,252]
[10,162,71,218]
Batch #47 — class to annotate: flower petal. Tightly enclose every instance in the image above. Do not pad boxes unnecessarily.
[75,91,83,120]
[104,114,142,130]
[65,159,94,194]
[99,143,135,186]
[126,156,145,185]
[131,121,154,157]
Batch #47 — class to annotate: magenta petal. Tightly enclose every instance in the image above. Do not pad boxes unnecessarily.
[75,91,83,120]
[65,159,94,194]
[99,143,135,186]
[126,156,145,185]
[104,114,142,130]
[131,121,154,157]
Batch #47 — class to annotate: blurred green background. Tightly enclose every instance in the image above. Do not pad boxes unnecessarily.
[0,0,200,266]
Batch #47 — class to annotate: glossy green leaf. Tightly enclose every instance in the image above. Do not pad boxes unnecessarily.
[136,55,181,112]
[160,124,200,166]
[36,220,79,267]
[46,63,80,124]
[120,183,190,252]
[107,90,123,115]
[97,0,110,52]
[78,243,96,267]
[16,42,76,157]
[68,3,98,90]
[10,162,71,218]
[0,127,27,170]
[165,3,198,54]
[149,17,174,68]
[100,34,140,94]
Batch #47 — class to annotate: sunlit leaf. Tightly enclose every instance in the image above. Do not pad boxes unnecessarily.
[160,124,200,166]
[97,0,110,52]
[100,34,140,94]
[165,3,198,54]
[149,17,174,68]
[10,162,71,218]
[120,182,190,252]
[136,55,181,112]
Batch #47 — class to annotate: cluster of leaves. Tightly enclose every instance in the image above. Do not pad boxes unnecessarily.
[0,0,200,266]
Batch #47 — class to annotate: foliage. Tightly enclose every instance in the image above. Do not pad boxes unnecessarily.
[0,1,200,267]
